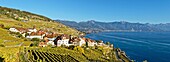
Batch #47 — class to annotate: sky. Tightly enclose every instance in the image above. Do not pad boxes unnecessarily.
[0,0,170,24]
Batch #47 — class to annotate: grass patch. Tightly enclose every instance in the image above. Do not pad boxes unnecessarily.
[0,47,20,62]
[0,28,31,47]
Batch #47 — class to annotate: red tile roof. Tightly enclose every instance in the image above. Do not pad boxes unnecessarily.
[45,33,58,38]
[15,27,29,32]
[30,31,45,36]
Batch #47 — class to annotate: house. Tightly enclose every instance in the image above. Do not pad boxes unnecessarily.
[71,37,81,46]
[38,36,55,47]
[98,40,105,46]
[45,32,58,39]
[45,33,58,46]
[28,28,37,33]
[86,38,97,46]
[79,38,86,46]
[9,28,19,32]
[57,39,69,46]
[26,31,45,39]
[26,34,44,39]
[71,37,86,46]
[9,27,28,34]
[54,34,70,46]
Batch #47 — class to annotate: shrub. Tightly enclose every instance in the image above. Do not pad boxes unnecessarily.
[17,34,23,38]
[85,42,88,47]
[16,32,20,35]
[0,44,5,47]
[0,24,4,28]
[106,42,110,45]
[25,33,29,37]
[24,39,28,41]
[3,26,10,30]
[30,41,40,47]
[68,45,75,50]
[61,44,67,48]
[31,38,40,41]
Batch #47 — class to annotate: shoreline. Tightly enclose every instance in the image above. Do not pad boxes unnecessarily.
[116,48,133,62]
[85,33,133,62]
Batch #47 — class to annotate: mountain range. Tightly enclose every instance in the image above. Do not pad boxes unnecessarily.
[56,20,170,33]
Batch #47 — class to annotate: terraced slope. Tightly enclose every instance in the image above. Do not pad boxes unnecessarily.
[22,47,114,62]
[0,28,31,47]
[24,47,88,62]
[0,6,81,62]
[28,50,79,62]
[0,6,81,36]
[0,6,124,62]
[0,47,20,62]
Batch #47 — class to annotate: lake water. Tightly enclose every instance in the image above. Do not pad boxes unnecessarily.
[85,32,170,62]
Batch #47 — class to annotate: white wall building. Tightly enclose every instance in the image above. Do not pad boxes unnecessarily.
[26,36,43,39]
[28,28,37,32]
[88,41,97,46]
[9,28,19,33]
[78,38,86,46]
[47,38,56,46]
[26,34,45,39]
[57,39,69,46]
[98,41,104,46]
[48,38,56,41]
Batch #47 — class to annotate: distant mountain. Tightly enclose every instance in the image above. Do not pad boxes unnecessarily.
[55,20,170,33]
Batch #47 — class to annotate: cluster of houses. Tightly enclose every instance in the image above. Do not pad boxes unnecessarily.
[9,27,112,47]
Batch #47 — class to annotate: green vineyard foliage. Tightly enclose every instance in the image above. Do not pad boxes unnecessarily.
[26,48,79,62]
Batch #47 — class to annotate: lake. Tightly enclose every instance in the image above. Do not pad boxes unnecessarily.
[85,32,170,62]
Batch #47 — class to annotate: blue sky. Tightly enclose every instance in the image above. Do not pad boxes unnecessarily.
[0,0,170,23]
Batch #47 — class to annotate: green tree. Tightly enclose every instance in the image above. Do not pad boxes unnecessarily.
[30,41,40,47]
[17,34,23,38]
[86,42,88,47]
[106,42,110,45]
[68,45,75,50]
[61,44,67,48]
[0,44,5,47]
[25,33,29,37]
[31,38,40,41]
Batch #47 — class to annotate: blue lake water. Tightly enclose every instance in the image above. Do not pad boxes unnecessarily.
[85,32,170,62]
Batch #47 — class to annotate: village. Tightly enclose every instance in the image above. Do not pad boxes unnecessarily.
[8,26,113,48]
[0,25,132,62]
[0,6,133,62]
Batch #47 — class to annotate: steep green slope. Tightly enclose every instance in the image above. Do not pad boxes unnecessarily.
[0,6,81,62]
[0,47,20,62]
[0,6,52,21]
[0,6,81,36]
[0,6,81,48]
[0,6,131,62]
[0,28,31,47]
[22,47,113,62]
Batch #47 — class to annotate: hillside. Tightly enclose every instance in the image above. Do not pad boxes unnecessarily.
[0,6,81,36]
[0,6,133,62]
[56,20,170,33]
[0,6,81,61]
